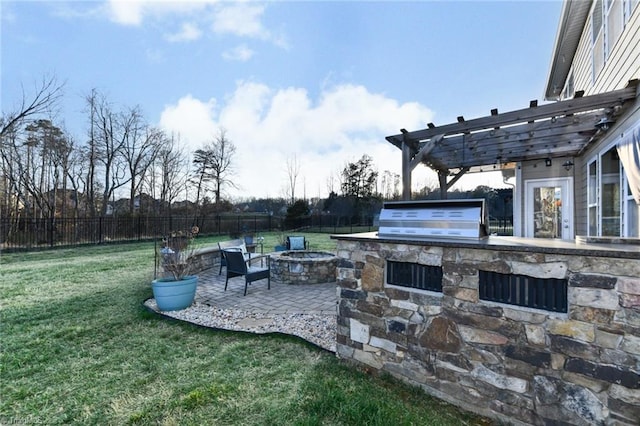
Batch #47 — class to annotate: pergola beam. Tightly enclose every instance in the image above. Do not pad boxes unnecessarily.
[420,111,604,168]
[387,81,638,144]
[410,134,444,170]
[387,80,639,200]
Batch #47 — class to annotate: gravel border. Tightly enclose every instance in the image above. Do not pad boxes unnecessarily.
[144,299,337,353]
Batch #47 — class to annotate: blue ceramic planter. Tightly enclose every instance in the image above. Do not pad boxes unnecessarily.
[151,275,198,311]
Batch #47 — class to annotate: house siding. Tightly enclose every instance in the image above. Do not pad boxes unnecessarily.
[570,1,640,96]
[591,7,640,93]
[545,0,639,238]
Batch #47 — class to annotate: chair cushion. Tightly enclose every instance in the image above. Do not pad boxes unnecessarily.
[288,236,305,250]
[227,243,247,255]
[247,265,268,274]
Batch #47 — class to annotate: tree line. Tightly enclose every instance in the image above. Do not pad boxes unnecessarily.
[1,76,510,235]
[1,77,239,226]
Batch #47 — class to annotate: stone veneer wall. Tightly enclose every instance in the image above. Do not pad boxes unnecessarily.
[335,238,640,425]
[189,246,220,274]
[271,252,338,284]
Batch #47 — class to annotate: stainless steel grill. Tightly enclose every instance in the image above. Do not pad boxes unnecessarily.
[378,199,488,239]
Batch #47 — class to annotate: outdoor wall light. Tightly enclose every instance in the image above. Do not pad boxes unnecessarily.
[563,160,574,171]
[595,117,615,131]
[545,158,552,167]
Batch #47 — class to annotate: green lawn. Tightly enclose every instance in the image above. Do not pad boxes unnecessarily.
[1,240,488,425]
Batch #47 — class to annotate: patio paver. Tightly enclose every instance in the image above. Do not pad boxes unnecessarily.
[194,267,338,315]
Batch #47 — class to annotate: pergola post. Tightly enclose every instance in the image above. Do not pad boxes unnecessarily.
[402,137,412,200]
[438,170,448,199]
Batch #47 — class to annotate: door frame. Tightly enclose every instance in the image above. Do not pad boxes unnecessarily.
[524,177,574,240]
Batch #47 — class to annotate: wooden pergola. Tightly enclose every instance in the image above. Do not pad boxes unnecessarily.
[386,80,639,200]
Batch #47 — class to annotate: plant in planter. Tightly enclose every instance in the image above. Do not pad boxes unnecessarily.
[152,226,200,311]
[274,231,287,252]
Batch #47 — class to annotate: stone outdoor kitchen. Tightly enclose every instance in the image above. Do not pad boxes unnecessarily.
[332,200,640,425]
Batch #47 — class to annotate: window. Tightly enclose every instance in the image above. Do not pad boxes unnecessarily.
[625,183,639,236]
[562,71,575,100]
[623,0,639,24]
[605,0,623,59]
[592,0,605,80]
[588,142,638,237]
[592,0,626,81]
[588,160,599,235]
[601,149,621,236]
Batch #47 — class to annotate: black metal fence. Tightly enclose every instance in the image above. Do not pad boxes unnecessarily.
[0,214,373,251]
[0,214,513,251]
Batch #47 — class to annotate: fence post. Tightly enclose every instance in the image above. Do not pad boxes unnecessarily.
[49,217,55,248]
[99,217,103,244]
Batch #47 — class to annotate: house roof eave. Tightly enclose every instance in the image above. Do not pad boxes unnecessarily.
[544,0,592,100]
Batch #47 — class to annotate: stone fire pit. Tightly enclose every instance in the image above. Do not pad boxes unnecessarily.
[270,250,338,284]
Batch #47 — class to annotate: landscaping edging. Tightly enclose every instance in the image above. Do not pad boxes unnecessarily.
[142,298,337,353]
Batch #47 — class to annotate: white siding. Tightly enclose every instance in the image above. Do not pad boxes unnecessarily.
[553,1,640,237]
[569,0,640,95]
[592,6,640,93]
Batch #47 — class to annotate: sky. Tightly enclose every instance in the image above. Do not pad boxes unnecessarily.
[1,0,563,201]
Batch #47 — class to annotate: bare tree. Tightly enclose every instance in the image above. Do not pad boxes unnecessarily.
[285,154,300,204]
[24,119,67,218]
[0,118,67,220]
[0,76,64,221]
[381,170,400,200]
[325,171,338,197]
[0,75,64,139]
[147,133,188,215]
[83,89,100,217]
[64,136,87,219]
[192,129,237,207]
[85,90,138,216]
[120,108,163,214]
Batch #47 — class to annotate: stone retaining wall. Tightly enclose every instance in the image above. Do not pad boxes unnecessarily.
[271,251,338,284]
[189,246,220,274]
[334,237,640,425]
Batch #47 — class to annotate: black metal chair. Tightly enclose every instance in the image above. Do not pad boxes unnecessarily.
[223,249,270,296]
[286,236,308,250]
[218,239,249,275]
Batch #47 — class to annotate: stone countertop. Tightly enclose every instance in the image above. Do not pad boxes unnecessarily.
[331,232,640,260]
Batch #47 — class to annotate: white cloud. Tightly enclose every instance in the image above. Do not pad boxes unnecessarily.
[106,0,216,26]
[107,0,145,25]
[159,94,218,147]
[159,82,434,199]
[103,1,288,49]
[212,3,267,38]
[222,44,255,62]
[165,22,202,42]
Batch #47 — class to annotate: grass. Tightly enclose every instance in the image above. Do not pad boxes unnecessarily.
[0,240,489,425]
[197,231,342,253]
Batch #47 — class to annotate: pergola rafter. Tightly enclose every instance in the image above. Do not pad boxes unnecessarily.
[387,80,640,199]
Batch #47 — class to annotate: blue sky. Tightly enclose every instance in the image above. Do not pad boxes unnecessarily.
[1,0,562,200]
